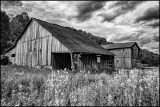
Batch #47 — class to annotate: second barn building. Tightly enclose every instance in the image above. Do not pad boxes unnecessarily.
[102,42,140,69]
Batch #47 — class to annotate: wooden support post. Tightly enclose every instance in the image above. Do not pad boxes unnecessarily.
[123,52,125,69]
[70,52,75,71]
[77,53,81,72]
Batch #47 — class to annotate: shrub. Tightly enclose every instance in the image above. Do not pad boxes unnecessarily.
[0,55,11,65]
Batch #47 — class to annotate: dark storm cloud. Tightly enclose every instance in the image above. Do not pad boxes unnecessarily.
[1,1,23,7]
[108,1,145,11]
[135,5,159,23]
[75,1,106,22]
[146,20,159,28]
[98,9,122,22]
[99,1,144,22]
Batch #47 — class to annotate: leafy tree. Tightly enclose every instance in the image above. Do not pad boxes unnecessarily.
[1,11,11,54]
[9,12,30,42]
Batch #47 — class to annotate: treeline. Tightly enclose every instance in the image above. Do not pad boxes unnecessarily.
[139,49,159,67]
[1,11,159,66]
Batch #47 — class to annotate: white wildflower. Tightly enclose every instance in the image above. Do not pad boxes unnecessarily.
[19,84,23,90]
[57,70,60,74]
[55,98,60,106]
[127,79,131,84]
[121,83,124,86]
[108,94,112,103]
[139,86,143,91]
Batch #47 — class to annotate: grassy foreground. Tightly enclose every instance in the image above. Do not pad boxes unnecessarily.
[1,65,159,106]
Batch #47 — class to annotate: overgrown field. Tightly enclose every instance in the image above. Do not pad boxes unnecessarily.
[1,65,159,106]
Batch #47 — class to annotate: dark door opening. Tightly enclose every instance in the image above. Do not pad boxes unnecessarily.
[52,53,71,70]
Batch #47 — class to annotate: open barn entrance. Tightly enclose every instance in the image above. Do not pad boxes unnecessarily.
[51,53,71,70]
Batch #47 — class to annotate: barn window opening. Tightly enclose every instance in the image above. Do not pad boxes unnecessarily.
[52,53,71,70]
[11,54,15,57]
[116,59,119,68]
[97,55,101,63]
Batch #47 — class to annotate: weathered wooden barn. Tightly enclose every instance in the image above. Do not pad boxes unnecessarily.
[3,18,115,72]
[102,42,140,69]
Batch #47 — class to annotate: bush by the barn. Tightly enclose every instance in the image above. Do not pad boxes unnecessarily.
[0,55,11,65]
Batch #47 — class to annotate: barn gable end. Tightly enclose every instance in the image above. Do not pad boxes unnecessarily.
[5,19,70,67]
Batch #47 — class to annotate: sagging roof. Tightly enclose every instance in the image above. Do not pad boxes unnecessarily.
[3,18,114,56]
[101,42,140,50]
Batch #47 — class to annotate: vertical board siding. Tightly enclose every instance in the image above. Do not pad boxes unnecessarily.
[79,54,113,72]
[109,48,132,69]
[5,48,16,64]
[132,44,140,68]
[41,38,45,65]
[39,38,42,65]
[132,44,139,59]
[48,36,52,65]
[46,37,48,65]
[51,36,69,52]
[9,20,70,67]
[36,39,39,65]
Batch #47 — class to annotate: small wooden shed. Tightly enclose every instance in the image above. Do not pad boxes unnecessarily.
[102,42,140,69]
[3,18,115,72]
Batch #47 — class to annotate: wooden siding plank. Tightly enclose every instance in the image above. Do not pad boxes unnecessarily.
[28,53,31,67]
[36,39,39,65]
[42,38,45,65]
[32,52,36,67]
[48,36,52,65]
[45,37,48,65]
[39,39,42,65]
[44,37,46,65]
[40,38,43,65]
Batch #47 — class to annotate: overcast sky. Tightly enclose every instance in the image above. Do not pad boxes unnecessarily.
[1,1,159,54]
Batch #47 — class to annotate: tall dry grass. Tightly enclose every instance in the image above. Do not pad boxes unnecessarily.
[1,65,159,106]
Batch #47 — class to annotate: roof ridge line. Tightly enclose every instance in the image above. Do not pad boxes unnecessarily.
[32,17,64,28]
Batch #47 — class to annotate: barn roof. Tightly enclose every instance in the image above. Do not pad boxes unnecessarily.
[3,18,114,56]
[101,42,140,50]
